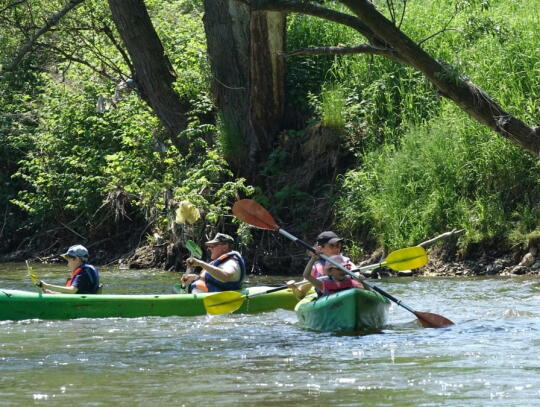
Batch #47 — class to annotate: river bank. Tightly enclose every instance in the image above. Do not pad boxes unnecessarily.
[2,229,540,278]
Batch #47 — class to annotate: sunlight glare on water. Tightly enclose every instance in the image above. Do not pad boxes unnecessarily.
[1,263,540,406]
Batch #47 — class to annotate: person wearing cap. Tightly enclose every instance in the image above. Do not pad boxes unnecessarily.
[302,254,364,296]
[180,233,246,293]
[37,244,100,294]
[287,231,357,298]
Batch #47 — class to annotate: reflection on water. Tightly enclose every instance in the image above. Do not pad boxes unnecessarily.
[1,263,540,406]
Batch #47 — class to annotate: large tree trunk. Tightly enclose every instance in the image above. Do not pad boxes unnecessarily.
[203,0,285,176]
[108,0,189,148]
[340,0,540,156]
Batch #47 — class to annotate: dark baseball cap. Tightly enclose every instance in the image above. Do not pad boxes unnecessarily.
[315,231,343,246]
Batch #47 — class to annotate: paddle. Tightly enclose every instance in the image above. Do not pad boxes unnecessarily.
[232,199,455,328]
[26,260,43,291]
[203,280,309,315]
[174,240,204,293]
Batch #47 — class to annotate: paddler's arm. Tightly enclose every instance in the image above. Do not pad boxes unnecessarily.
[186,257,237,282]
[303,255,322,292]
[38,280,79,294]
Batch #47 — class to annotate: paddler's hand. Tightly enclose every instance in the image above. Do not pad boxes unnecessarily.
[185,257,202,268]
[286,280,297,289]
[181,273,199,285]
[353,271,366,281]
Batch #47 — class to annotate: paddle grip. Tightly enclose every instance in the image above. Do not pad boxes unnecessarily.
[247,280,309,298]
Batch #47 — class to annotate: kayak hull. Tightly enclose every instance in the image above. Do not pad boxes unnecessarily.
[0,287,298,321]
[295,288,390,333]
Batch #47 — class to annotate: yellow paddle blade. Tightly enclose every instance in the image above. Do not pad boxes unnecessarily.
[203,291,246,315]
[26,261,39,285]
[383,246,427,271]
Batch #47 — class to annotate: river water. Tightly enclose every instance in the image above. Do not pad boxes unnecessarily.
[1,262,539,406]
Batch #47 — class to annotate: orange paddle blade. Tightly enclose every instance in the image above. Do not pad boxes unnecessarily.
[232,199,279,230]
[414,311,455,328]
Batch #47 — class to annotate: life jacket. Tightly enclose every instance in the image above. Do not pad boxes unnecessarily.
[188,251,246,293]
[66,264,100,294]
[311,259,325,278]
[313,256,353,295]
[320,276,363,296]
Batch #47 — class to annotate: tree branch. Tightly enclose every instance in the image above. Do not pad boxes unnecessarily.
[280,43,399,60]
[101,22,134,76]
[418,229,465,248]
[42,43,118,81]
[1,0,85,73]
[0,0,27,15]
[248,0,387,48]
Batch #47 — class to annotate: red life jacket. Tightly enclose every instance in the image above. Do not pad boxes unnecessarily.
[65,264,100,294]
[320,276,363,296]
[66,267,84,287]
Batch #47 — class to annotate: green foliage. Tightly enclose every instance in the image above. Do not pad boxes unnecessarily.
[322,0,540,253]
[216,114,248,165]
[3,0,249,249]
[285,6,363,121]
[148,0,209,101]
[3,0,540,262]
[319,85,346,131]
[11,81,129,230]
[287,8,441,144]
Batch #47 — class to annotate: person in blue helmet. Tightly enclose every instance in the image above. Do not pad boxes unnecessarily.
[38,244,100,294]
[180,233,246,293]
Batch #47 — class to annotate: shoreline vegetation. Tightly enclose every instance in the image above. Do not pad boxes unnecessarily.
[1,1,540,274]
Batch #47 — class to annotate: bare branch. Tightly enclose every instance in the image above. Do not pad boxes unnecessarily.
[386,0,395,23]
[418,28,463,46]
[101,22,134,76]
[0,0,27,15]
[418,229,465,249]
[280,43,399,60]
[418,3,460,46]
[42,43,118,81]
[1,0,85,73]
[398,0,407,28]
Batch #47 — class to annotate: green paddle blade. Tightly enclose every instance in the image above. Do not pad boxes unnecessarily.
[185,240,203,258]
[203,291,246,315]
[382,246,427,271]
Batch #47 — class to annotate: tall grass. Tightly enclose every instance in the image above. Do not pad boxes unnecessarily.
[336,111,540,250]
[299,0,540,252]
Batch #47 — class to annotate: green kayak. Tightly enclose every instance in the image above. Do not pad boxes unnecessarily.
[0,286,298,321]
[295,288,391,333]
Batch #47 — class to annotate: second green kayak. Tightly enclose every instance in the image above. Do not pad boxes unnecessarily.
[295,288,391,333]
[0,286,299,321]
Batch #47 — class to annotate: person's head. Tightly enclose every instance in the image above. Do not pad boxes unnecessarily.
[205,233,234,260]
[61,244,89,269]
[315,231,343,256]
[323,255,352,281]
